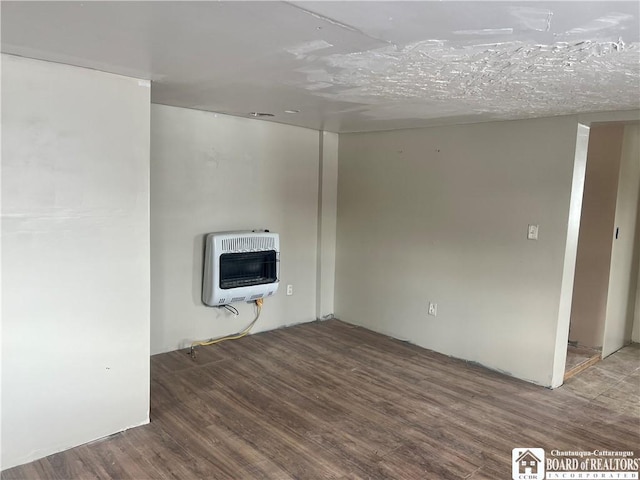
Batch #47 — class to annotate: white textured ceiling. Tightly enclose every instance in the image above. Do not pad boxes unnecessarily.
[2,1,639,133]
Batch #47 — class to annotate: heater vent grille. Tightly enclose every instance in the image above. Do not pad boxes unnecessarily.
[222,236,275,252]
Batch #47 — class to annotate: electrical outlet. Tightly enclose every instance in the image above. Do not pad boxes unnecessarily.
[428,302,437,316]
[286,284,293,296]
[527,224,539,240]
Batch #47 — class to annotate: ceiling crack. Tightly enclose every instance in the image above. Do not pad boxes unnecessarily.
[283,1,397,49]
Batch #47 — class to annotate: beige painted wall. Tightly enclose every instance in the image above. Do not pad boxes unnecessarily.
[569,125,624,348]
[1,55,150,469]
[634,178,640,343]
[335,116,583,387]
[150,104,322,353]
[632,190,640,343]
[603,124,640,356]
[634,243,640,343]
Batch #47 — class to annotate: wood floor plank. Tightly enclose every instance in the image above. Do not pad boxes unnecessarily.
[3,319,639,480]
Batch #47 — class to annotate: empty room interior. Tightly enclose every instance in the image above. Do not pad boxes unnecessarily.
[2,1,640,479]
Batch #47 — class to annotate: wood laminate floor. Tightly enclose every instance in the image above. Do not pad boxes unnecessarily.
[3,320,639,480]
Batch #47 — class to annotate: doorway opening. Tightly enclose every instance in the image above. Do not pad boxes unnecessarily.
[566,122,640,380]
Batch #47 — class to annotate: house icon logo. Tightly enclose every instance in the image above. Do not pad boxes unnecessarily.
[512,448,545,480]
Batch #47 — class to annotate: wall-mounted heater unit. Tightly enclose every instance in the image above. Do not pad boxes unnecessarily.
[202,231,280,306]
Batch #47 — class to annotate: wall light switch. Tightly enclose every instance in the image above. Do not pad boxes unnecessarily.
[527,224,539,240]
[286,284,293,296]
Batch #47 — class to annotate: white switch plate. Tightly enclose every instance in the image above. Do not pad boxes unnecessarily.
[527,224,539,240]
[286,284,293,296]
[428,302,437,316]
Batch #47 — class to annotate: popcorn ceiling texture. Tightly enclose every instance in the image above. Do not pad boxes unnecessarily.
[285,6,640,122]
[311,38,640,119]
